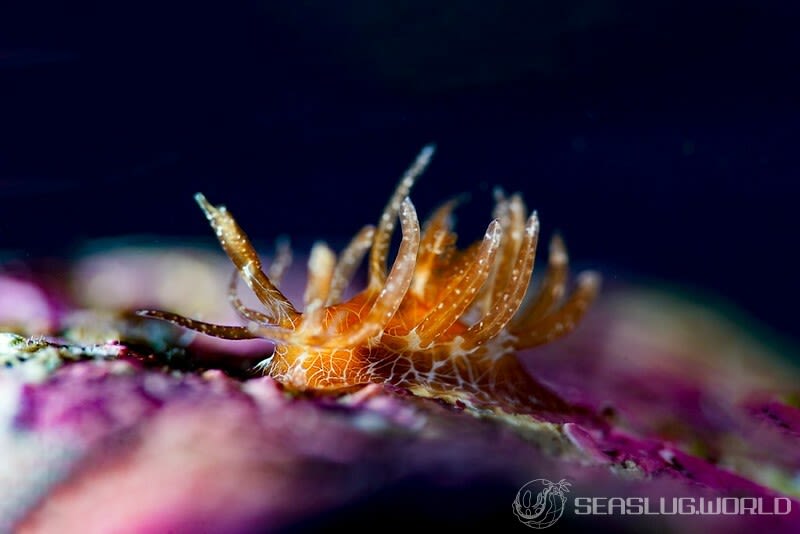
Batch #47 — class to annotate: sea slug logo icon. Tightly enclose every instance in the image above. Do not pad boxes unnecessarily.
[513,478,571,529]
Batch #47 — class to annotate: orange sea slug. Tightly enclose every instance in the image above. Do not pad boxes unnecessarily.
[139,146,599,414]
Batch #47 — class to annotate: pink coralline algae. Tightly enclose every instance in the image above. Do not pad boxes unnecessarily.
[1,246,799,532]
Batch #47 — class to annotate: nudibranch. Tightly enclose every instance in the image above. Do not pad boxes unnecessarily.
[138,146,599,414]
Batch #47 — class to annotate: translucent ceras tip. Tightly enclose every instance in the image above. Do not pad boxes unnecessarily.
[526,211,540,236]
[401,196,416,215]
[577,271,602,290]
[418,144,436,164]
[194,192,225,219]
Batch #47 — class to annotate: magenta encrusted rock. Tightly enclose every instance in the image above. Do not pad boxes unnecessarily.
[0,249,798,532]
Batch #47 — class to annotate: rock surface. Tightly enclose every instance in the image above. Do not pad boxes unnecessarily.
[1,249,799,532]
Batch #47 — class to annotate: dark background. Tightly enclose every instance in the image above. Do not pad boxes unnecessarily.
[1,1,799,347]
